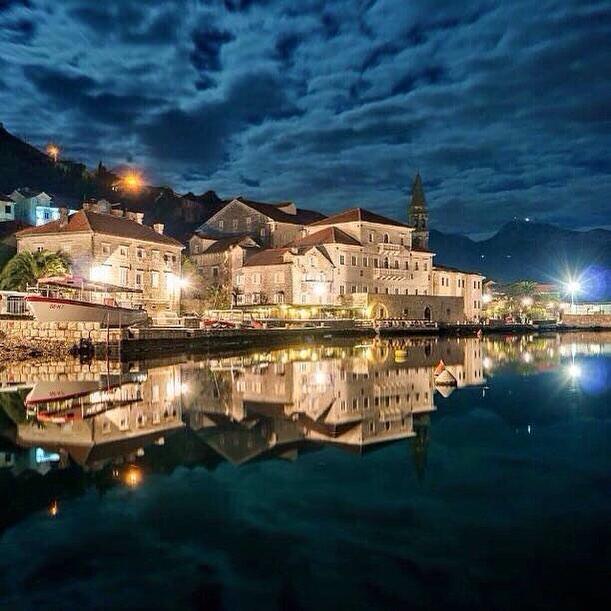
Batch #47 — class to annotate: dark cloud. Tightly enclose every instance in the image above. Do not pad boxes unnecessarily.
[190,25,234,72]
[1,0,610,234]
[23,65,161,127]
[140,71,300,171]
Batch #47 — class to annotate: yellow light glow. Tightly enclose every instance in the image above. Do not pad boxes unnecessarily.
[124,466,142,488]
[521,297,533,307]
[49,500,59,517]
[122,171,144,192]
[46,144,60,162]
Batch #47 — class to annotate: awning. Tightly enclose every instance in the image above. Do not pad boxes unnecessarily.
[36,275,143,294]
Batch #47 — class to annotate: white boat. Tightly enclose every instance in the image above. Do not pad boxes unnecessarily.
[26,275,148,327]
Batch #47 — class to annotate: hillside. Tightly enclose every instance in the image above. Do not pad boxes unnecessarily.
[430,220,611,287]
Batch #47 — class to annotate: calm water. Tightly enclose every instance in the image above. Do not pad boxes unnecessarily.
[0,333,609,611]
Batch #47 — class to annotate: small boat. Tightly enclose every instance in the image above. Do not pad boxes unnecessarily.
[26,275,147,327]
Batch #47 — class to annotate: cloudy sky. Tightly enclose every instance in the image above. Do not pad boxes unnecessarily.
[0,0,609,235]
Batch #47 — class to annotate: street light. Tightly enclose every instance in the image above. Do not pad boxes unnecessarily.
[46,144,59,162]
[565,280,581,313]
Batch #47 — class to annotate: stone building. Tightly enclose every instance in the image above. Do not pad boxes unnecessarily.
[8,189,78,226]
[16,200,184,314]
[188,233,259,291]
[194,196,325,249]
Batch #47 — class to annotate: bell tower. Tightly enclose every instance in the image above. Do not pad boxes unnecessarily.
[408,172,429,250]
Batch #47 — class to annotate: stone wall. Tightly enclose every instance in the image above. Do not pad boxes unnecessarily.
[363,294,466,322]
[561,313,611,328]
[0,318,125,344]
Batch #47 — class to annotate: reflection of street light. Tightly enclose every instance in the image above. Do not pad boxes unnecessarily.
[567,362,581,379]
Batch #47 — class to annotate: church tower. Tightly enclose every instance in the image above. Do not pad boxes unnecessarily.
[408,172,429,250]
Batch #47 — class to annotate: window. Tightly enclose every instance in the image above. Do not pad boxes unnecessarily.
[405,261,409,270]
[137,246,145,259]
[212,266,219,279]
[393,260,399,269]
[351,285,356,293]
[5,205,11,214]
[415,261,419,271]
[351,255,357,266]
[424,263,428,271]
[363,257,368,267]
[339,255,345,265]
[383,257,389,269]
[383,233,389,243]
[120,267,129,286]
[400,236,404,245]
[218,220,224,230]
[102,242,110,255]
[135,270,143,287]
[246,217,251,228]
[369,232,374,243]
[260,227,266,237]
[373,258,378,268]
[415,288,418,295]
[339,285,345,295]
[151,271,159,288]
[274,271,284,283]
[232,219,238,231]
[395,288,399,294]
[236,274,244,286]
[119,245,128,257]
[152,250,160,261]
[253,273,261,285]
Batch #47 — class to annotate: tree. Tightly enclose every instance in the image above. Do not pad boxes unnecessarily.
[0,250,71,291]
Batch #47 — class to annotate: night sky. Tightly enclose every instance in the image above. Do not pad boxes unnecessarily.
[1,0,610,235]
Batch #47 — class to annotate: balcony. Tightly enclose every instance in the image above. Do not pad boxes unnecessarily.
[377,242,402,252]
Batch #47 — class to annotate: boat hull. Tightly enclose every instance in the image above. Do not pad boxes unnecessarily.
[26,296,147,327]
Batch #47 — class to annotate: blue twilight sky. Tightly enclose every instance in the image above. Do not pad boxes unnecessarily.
[0,0,610,234]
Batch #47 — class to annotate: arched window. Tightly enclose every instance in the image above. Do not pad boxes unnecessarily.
[383,257,389,269]
[383,233,389,243]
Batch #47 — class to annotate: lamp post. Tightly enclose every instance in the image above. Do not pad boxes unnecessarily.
[566,280,581,313]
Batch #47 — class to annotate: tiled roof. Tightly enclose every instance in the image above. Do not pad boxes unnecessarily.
[234,197,326,225]
[290,226,362,247]
[242,248,291,267]
[434,264,483,276]
[202,235,258,254]
[16,210,184,248]
[308,207,410,228]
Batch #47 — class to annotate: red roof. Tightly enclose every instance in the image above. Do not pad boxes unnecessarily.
[16,210,183,248]
[242,248,291,267]
[308,207,410,229]
[289,226,362,247]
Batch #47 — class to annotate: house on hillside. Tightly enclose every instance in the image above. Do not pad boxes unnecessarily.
[0,193,15,221]
[16,200,184,314]
[8,189,78,226]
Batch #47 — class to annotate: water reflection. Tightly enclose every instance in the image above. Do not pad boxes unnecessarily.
[0,332,608,531]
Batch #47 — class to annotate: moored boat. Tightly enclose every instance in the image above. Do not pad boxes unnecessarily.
[26,275,147,327]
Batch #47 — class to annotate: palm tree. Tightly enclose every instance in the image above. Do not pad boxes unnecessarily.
[0,250,71,291]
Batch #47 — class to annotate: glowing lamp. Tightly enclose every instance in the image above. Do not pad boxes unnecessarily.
[46,144,60,162]
[122,171,144,192]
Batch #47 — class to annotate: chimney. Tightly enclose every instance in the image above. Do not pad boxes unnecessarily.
[135,212,144,224]
[82,201,92,211]
[153,222,164,234]
[125,211,137,222]
[111,209,124,217]
[59,207,69,228]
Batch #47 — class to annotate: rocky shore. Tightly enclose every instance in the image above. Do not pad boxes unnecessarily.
[0,336,71,363]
